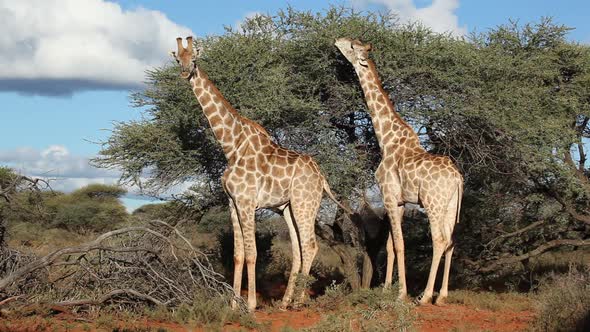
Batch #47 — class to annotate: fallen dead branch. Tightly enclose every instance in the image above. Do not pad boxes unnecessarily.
[0,220,241,311]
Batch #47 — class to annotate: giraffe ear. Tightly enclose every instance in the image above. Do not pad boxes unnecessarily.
[192,46,203,60]
[365,43,372,52]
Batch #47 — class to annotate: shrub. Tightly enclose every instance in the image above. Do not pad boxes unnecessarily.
[50,199,127,233]
[532,266,590,332]
[309,285,416,332]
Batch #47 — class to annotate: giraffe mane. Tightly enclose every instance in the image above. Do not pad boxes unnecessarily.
[242,118,272,138]
[366,59,422,145]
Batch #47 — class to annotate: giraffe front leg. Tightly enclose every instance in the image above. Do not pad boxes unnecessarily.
[387,204,407,301]
[376,165,407,300]
[235,200,257,311]
[280,205,302,309]
[229,202,244,310]
[383,232,396,289]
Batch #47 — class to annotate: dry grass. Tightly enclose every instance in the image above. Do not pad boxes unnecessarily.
[531,266,590,332]
[307,284,416,332]
[446,290,532,312]
[7,222,94,256]
[144,294,263,331]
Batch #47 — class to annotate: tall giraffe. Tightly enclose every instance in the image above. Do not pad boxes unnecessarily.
[335,38,463,305]
[171,37,350,310]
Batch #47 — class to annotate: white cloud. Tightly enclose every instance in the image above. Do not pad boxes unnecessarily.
[0,145,119,192]
[0,0,193,95]
[0,145,197,210]
[352,0,466,36]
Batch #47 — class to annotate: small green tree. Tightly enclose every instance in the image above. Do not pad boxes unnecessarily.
[45,184,128,233]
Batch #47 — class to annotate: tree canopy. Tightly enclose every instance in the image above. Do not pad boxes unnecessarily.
[1,168,128,234]
[94,7,590,284]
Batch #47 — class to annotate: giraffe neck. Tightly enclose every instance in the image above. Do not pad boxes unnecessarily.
[189,67,247,161]
[353,60,423,157]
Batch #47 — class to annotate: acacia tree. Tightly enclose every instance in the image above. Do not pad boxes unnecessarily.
[95,7,589,286]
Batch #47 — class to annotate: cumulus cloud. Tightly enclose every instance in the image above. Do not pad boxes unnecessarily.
[0,145,119,192]
[0,145,197,210]
[0,0,193,96]
[352,0,466,36]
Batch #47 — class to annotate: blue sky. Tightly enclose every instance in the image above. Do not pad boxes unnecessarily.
[1,0,588,210]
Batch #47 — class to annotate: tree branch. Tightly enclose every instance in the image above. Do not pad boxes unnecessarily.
[479,239,590,272]
[553,194,590,226]
[54,289,165,307]
[0,227,166,291]
[484,219,547,249]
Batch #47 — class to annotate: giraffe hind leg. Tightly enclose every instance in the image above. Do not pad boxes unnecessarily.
[435,192,459,305]
[234,199,257,311]
[229,202,245,310]
[435,245,454,305]
[290,194,321,306]
[280,204,302,309]
[383,232,396,289]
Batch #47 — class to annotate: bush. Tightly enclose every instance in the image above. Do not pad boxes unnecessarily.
[44,184,128,233]
[532,266,590,332]
[310,284,416,332]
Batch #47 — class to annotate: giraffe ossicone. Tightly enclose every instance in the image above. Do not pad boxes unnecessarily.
[171,36,351,311]
[335,37,463,305]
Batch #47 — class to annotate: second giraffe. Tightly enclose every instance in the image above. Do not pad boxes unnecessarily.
[335,37,463,305]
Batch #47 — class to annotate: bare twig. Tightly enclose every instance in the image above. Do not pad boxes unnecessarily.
[54,289,165,307]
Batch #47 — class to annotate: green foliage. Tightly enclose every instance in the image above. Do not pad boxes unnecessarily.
[49,199,126,232]
[95,7,590,285]
[0,166,18,189]
[532,266,590,332]
[3,182,128,234]
[70,183,126,199]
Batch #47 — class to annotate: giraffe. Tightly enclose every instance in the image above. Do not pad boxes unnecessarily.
[335,38,463,305]
[171,36,351,311]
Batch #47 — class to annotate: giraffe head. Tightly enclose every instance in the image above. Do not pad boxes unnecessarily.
[334,38,372,68]
[170,36,200,79]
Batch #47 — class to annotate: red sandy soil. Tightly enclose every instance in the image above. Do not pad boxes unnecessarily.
[415,304,534,332]
[0,304,534,332]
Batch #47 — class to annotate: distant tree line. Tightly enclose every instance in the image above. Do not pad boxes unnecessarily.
[0,167,128,236]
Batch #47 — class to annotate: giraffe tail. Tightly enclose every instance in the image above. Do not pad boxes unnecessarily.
[322,178,354,215]
[455,180,463,224]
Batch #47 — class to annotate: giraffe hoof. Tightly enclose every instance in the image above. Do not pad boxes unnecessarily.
[434,296,447,306]
[278,301,290,311]
[416,295,433,306]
